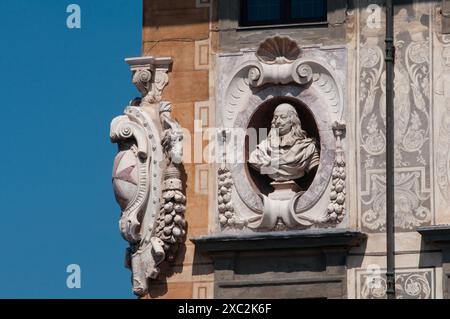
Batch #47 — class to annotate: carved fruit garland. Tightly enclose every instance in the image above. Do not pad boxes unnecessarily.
[327,121,346,223]
[155,164,186,262]
[328,152,346,222]
[217,129,246,229]
[155,102,187,262]
[218,166,236,228]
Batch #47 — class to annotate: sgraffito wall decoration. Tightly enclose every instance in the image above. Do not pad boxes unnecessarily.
[356,267,434,299]
[357,1,433,232]
[433,4,450,221]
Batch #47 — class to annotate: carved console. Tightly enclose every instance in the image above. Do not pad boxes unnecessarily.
[215,36,349,232]
[110,57,186,296]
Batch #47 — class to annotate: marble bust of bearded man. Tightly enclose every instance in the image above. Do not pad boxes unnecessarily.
[248,103,319,182]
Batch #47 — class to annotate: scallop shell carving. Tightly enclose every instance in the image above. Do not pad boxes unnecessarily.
[256,36,301,64]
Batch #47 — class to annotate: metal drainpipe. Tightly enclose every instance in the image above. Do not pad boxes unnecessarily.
[385,0,396,299]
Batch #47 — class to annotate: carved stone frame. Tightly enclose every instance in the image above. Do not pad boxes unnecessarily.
[231,85,337,228]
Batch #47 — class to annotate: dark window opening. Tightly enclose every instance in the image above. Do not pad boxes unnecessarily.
[240,0,327,27]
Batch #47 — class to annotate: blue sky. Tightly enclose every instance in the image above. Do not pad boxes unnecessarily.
[0,0,142,298]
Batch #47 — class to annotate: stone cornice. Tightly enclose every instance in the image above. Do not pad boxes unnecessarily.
[418,225,450,244]
[191,228,367,252]
[125,56,172,71]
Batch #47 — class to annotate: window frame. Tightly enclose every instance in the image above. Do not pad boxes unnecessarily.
[239,0,328,28]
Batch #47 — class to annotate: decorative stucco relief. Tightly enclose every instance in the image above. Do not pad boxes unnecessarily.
[358,3,433,232]
[216,36,348,232]
[110,57,186,296]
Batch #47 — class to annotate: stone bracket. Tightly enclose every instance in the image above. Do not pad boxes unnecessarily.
[192,228,366,252]
[125,56,172,104]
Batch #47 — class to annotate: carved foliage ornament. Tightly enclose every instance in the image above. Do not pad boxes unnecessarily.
[110,57,186,296]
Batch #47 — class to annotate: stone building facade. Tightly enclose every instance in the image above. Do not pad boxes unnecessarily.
[110,0,450,299]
